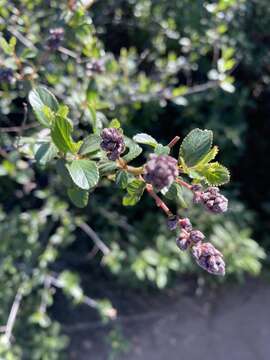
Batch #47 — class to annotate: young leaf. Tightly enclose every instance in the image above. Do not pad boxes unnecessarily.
[201,162,230,185]
[66,159,99,190]
[35,142,58,165]
[123,137,142,163]
[122,179,145,206]
[79,134,101,155]
[109,119,121,129]
[67,188,89,208]
[133,133,158,148]
[29,86,59,127]
[154,144,170,155]
[196,145,219,167]
[179,128,213,167]
[51,116,81,154]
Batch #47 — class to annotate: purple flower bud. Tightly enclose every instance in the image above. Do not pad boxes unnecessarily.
[167,215,179,231]
[100,128,125,161]
[189,230,205,244]
[86,60,105,74]
[192,242,225,276]
[144,154,178,191]
[191,184,203,192]
[195,186,228,214]
[179,217,192,232]
[176,231,190,251]
[47,28,64,50]
[0,68,13,83]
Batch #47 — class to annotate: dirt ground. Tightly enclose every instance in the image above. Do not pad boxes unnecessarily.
[60,278,270,360]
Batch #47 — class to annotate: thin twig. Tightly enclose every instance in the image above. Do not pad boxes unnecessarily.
[77,222,110,255]
[175,178,192,190]
[7,26,37,50]
[15,103,28,149]
[0,123,38,133]
[4,287,23,344]
[168,136,180,148]
[145,184,173,217]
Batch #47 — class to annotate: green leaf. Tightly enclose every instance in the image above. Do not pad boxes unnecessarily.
[0,37,12,55]
[56,159,74,187]
[109,118,121,129]
[201,162,230,185]
[51,116,81,154]
[35,142,58,165]
[67,188,89,208]
[154,144,170,155]
[196,146,219,167]
[115,170,130,189]
[28,86,59,127]
[133,133,158,147]
[122,179,145,206]
[123,137,142,163]
[79,134,101,155]
[179,128,213,167]
[98,161,118,176]
[163,182,187,208]
[57,105,69,118]
[66,159,99,190]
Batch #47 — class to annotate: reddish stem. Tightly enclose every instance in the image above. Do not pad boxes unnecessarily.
[168,136,180,148]
[145,184,173,217]
[175,178,192,190]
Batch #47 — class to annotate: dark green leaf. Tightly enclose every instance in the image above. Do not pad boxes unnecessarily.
[133,133,158,147]
[35,142,58,165]
[98,161,118,176]
[154,144,170,155]
[29,86,59,127]
[163,182,187,208]
[66,159,99,190]
[67,188,89,208]
[56,159,74,187]
[122,179,145,206]
[179,128,213,167]
[115,170,130,189]
[123,137,142,163]
[79,134,101,155]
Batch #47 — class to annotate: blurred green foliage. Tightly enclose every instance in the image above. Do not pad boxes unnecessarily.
[0,0,269,358]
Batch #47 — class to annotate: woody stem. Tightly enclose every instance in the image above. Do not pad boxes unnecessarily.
[145,184,173,217]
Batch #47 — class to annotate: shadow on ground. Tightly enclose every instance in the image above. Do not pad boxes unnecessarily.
[58,279,270,360]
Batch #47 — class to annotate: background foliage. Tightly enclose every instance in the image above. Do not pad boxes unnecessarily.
[0,0,269,358]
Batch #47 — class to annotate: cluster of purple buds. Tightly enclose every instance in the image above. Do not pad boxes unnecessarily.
[192,186,228,214]
[100,128,125,161]
[167,215,225,275]
[192,242,225,276]
[47,28,64,50]
[144,154,179,191]
[86,60,105,75]
[176,223,205,251]
[0,68,14,83]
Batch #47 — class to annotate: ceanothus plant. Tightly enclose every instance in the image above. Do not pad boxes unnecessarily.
[25,86,230,276]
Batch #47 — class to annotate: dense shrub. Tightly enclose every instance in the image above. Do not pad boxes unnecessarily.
[0,0,269,358]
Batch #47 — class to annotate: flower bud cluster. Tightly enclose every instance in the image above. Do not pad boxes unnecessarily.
[0,68,13,83]
[47,28,64,50]
[192,186,228,214]
[192,242,225,275]
[167,215,225,275]
[144,154,178,191]
[100,128,125,161]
